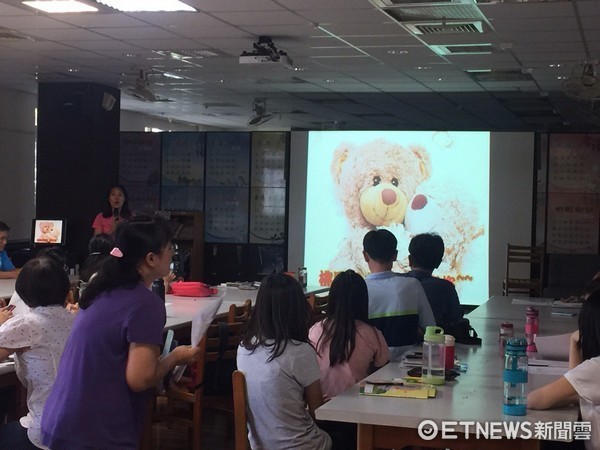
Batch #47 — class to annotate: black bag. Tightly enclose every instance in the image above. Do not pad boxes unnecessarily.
[445,318,482,345]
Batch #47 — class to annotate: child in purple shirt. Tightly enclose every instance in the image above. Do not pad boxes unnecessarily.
[41,217,200,450]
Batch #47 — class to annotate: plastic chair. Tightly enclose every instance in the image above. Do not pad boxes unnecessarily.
[232,370,249,450]
[157,321,245,450]
[503,244,545,297]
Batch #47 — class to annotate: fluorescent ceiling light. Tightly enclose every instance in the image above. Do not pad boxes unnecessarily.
[96,0,196,11]
[23,0,98,12]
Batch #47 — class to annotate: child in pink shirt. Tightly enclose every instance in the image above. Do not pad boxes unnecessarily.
[309,270,389,398]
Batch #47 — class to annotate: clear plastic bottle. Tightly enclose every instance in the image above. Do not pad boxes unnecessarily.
[444,334,455,370]
[499,322,514,356]
[422,326,446,385]
[525,307,539,353]
[298,267,308,288]
[503,337,528,416]
[151,278,165,301]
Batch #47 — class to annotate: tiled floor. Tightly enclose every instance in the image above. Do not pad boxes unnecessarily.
[151,404,235,450]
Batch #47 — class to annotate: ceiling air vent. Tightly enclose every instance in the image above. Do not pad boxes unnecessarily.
[405,20,483,34]
[430,43,493,55]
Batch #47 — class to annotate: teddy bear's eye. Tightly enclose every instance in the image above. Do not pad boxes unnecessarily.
[391,177,399,187]
[373,176,381,186]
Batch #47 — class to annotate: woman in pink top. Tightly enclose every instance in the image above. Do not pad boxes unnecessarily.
[309,270,390,399]
[92,184,132,236]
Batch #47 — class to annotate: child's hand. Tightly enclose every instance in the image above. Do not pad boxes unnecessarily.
[0,306,14,325]
[170,345,202,366]
[66,303,80,314]
[163,272,177,293]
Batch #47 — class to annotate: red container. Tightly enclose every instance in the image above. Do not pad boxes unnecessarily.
[444,335,455,370]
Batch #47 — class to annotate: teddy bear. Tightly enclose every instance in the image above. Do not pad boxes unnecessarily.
[38,221,55,243]
[47,223,61,243]
[325,139,431,278]
[402,179,485,282]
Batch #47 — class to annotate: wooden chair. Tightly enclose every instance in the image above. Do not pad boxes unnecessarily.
[232,370,249,450]
[308,293,329,325]
[157,321,245,450]
[503,244,545,297]
[228,299,252,323]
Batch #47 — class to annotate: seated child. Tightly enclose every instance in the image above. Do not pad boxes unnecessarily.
[528,291,600,450]
[309,270,389,398]
[0,221,20,279]
[0,256,75,449]
[237,273,332,450]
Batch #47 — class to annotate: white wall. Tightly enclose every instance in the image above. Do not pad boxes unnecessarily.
[488,132,535,296]
[0,87,36,240]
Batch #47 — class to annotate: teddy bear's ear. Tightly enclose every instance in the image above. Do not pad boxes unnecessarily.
[410,145,432,179]
[330,143,351,184]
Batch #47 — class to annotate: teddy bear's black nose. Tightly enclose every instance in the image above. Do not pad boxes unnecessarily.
[381,188,397,205]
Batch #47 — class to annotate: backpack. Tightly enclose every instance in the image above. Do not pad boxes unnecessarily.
[445,318,482,345]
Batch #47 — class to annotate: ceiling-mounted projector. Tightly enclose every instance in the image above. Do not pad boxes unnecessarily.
[239,36,293,69]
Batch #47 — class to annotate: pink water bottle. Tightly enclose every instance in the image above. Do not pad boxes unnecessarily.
[525,307,539,352]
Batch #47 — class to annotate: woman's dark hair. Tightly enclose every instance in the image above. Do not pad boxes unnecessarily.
[315,270,370,367]
[101,184,131,219]
[79,216,172,309]
[577,290,600,360]
[80,233,113,282]
[15,256,70,308]
[241,273,312,362]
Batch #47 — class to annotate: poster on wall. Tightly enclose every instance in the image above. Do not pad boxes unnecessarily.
[204,187,249,243]
[205,133,250,187]
[161,133,205,211]
[119,133,161,214]
[547,134,600,254]
[547,194,600,254]
[549,134,600,194]
[304,131,490,304]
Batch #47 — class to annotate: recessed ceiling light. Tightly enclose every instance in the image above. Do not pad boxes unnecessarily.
[23,0,98,13]
[557,76,567,80]
[325,79,335,83]
[68,68,79,72]
[293,67,306,72]
[415,66,431,70]
[387,50,408,55]
[549,63,563,68]
[163,72,184,79]
[96,0,196,12]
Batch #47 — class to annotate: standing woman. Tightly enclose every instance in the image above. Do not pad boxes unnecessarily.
[92,184,132,236]
[41,217,200,450]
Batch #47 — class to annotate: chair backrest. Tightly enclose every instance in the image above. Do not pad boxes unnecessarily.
[505,244,544,279]
[228,299,252,323]
[232,370,249,450]
[308,293,329,325]
[194,321,245,396]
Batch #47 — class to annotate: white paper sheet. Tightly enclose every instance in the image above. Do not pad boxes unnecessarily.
[511,298,553,306]
[533,333,571,361]
[191,298,224,347]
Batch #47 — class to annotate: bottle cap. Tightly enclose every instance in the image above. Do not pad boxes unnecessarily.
[444,334,455,345]
[424,326,445,343]
[506,337,527,354]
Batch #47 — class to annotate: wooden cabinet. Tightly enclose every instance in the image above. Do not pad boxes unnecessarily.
[166,211,204,281]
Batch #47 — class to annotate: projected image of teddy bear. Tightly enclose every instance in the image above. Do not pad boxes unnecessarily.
[403,180,485,281]
[326,138,431,278]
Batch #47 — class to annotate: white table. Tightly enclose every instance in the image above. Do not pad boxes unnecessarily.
[468,296,581,322]
[316,295,579,450]
[0,279,16,300]
[164,285,329,330]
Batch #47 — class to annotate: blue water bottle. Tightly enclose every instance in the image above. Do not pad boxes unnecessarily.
[503,337,528,415]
